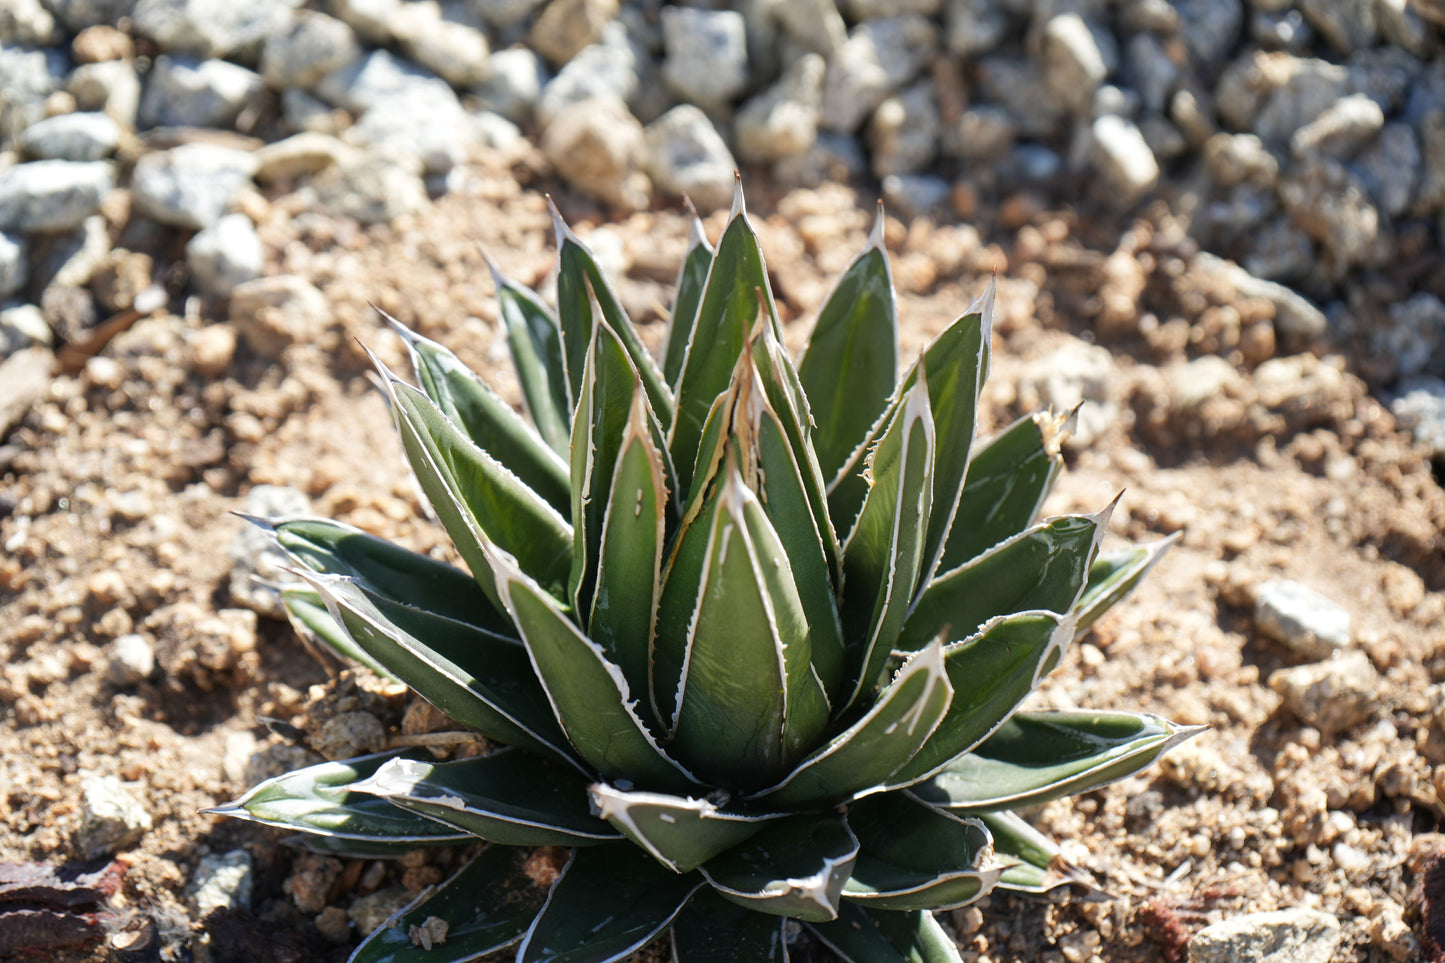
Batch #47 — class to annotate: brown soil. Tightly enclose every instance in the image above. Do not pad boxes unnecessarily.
[2,151,1443,962]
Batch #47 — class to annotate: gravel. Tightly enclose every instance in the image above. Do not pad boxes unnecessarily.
[1188,908,1341,963]
[77,774,153,858]
[1254,579,1352,658]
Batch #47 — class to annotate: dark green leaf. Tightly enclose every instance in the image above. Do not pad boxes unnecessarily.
[349,751,620,846]
[589,783,784,874]
[866,909,968,963]
[671,889,788,963]
[385,311,572,513]
[296,571,579,767]
[348,847,546,963]
[208,751,470,846]
[1073,536,1177,634]
[518,845,702,963]
[843,794,1000,911]
[912,711,1204,813]
[755,639,951,809]
[976,810,1077,895]
[939,411,1065,571]
[662,205,715,388]
[885,612,1074,788]
[700,814,859,922]
[839,376,934,708]
[901,505,1113,650]
[281,587,395,679]
[798,211,898,482]
[807,903,914,963]
[489,255,572,456]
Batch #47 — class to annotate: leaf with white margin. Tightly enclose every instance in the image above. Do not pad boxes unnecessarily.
[699,814,859,922]
[662,201,715,388]
[671,889,788,962]
[488,253,572,455]
[588,782,786,874]
[1072,536,1178,634]
[842,793,1002,911]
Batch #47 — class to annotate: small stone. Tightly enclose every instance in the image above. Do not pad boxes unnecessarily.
[131,0,294,59]
[1204,133,1279,189]
[0,160,114,233]
[473,0,545,30]
[769,0,848,55]
[261,11,361,90]
[392,1,491,89]
[0,46,67,138]
[535,23,639,127]
[528,0,619,67]
[1298,0,1376,53]
[0,347,53,440]
[187,214,263,299]
[1391,377,1445,458]
[1269,650,1379,734]
[642,105,736,212]
[78,775,153,858]
[71,24,132,63]
[315,49,451,116]
[130,144,257,230]
[735,53,824,163]
[1255,580,1351,657]
[943,105,1016,163]
[253,132,352,184]
[475,47,548,124]
[67,60,142,130]
[1042,13,1108,115]
[0,232,26,300]
[91,248,156,313]
[1090,115,1159,205]
[192,850,253,916]
[315,906,352,943]
[139,55,265,130]
[410,915,449,950]
[106,634,156,686]
[1289,93,1383,160]
[36,214,109,291]
[228,276,328,361]
[19,112,120,162]
[1369,900,1419,961]
[328,0,400,45]
[880,173,950,220]
[868,81,940,177]
[821,15,938,134]
[660,6,748,107]
[774,132,868,189]
[944,0,1008,57]
[0,0,60,46]
[314,711,387,760]
[1377,292,1445,379]
[349,887,413,936]
[1188,908,1340,963]
[189,324,237,378]
[312,154,429,224]
[542,97,649,211]
[0,305,53,356]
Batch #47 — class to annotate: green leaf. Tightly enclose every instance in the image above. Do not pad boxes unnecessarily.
[588,783,785,874]
[493,547,699,794]
[588,387,670,716]
[798,209,898,483]
[376,354,573,609]
[348,846,546,963]
[754,639,951,809]
[662,203,715,388]
[553,205,675,428]
[940,411,1065,571]
[348,751,620,846]
[884,612,1074,788]
[264,515,512,638]
[700,814,859,922]
[281,587,395,679]
[384,311,572,514]
[208,751,470,846]
[658,468,830,790]
[901,504,1113,650]
[670,192,781,493]
[295,570,579,767]
[867,909,968,963]
[671,889,788,963]
[518,845,702,963]
[807,903,915,963]
[912,711,1204,814]
[1073,536,1177,634]
[489,254,572,456]
[843,794,1001,911]
[281,835,435,859]
[839,375,935,708]
[976,810,1076,895]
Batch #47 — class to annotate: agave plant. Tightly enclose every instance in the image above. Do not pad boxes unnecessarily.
[213,185,1196,963]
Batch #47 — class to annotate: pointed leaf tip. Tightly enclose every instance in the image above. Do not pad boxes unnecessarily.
[728,176,746,221]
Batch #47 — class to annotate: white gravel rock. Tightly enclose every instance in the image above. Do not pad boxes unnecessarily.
[1090,114,1159,204]
[660,7,749,107]
[67,60,142,130]
[822,15,939,133]
[1268,650,1379,735]
[0,304,53,356]
[187,214,263,298]
[253,132,353,183]
[44,0,135,31]
[392,1,492,88]
[132,0,298,59]
[312,154,429,224]
[1043,13,1109,115]
[643,105,737,212]
[0,232,27,300]
[1289,93,1384,159]
[140,55,265,130]
[0,47,67,138]
[475,47,549,123]
[473,0,546,29]
[315,48,452,115]
[868,81,940,177]
[880,173,950,218]
[192,850,253,916]
[261,10,362,90]
[1254,579,1351,657]
[78,775,153,858]
[542,96,649,211]
[0,0,61,45]
[106,633,156,686]
[1188,908,1341,963]
[1390,377,1445,458]
[18,112,120,161]
[536,23,640,127]
[944,0,1008,57]
[0,160,114,233]
[346,89,476,174]
[327,0,399,44]
[228,277,329,360]
[131,144,257,230]
[769,0,848,55]
[735,53,825,163]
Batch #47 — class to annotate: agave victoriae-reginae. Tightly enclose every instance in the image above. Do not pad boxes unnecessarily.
[214,185,1198,963]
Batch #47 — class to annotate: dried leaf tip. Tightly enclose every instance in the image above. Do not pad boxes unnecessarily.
[866,200,887,253]
[728,173,746,222]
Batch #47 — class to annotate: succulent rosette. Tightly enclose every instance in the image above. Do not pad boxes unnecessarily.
[213,186,1196,963]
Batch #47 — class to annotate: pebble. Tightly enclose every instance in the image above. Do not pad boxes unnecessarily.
[1090,114,1160,205]
[642,105,737,213]
[868,82,940,177]
[1289,93,1384,159]
[392,1,491,89]
[0,348,53,440]
[131,0,294,60]
[735,53,825,163]
[130,144,258,230]
[1390,376,1445,458]
[78,774,154,858]
[528,0,618,67]
[944,0,1007,58]
[106,633,157,686]
[880,173,950,219]
[261,11,362,91]
[191,850,253,916]
[1043,13,1109,115]
[1188,908,1340,963]
[1268,650,1379,734]
[18,111,120,161]
[0,231,26,300]
[660,6,749,107]
[186,213,264,299]
[349,886,414,935]
[314,711,387,760]
[253,132,352,184]
[66,59,142,129]
[139,55,266,130]
[228,484,311,616]
[0,160,114,233]
[228,275,329,361]
[0,0,60,46]
[1378,292,1445,379]
[475,47,548,124]
[536,22,639,126]
[1254,579,1351,658]
[315,48,451,116]
[541,96,649,211]
[821,15,939,134]
[312,153,429,224]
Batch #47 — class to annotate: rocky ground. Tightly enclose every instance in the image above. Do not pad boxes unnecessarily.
[3,1,1445,962]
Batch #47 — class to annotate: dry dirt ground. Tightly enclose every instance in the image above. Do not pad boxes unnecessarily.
[2,147,1444,962]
